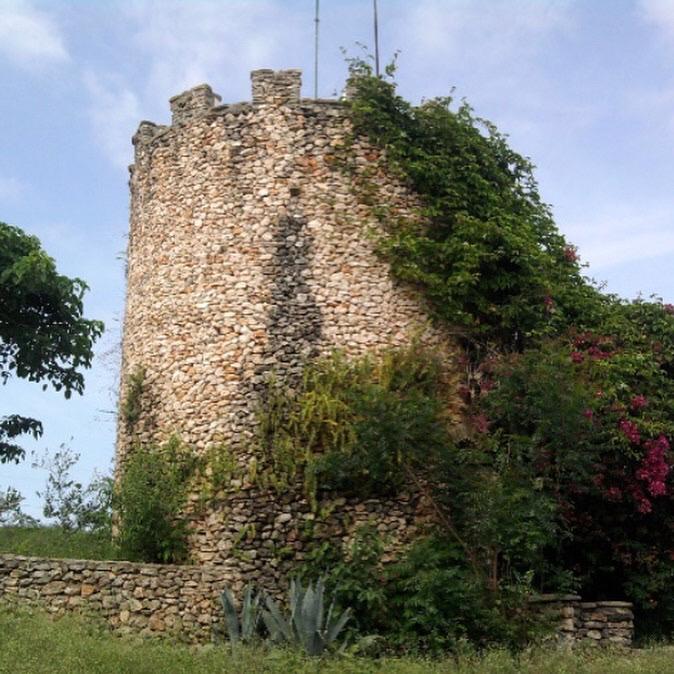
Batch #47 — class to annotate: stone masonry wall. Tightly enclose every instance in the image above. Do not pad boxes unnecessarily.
[1,555,634,647]
[529,595,634,647]
[0,554,229,642]
[116,68,456,582]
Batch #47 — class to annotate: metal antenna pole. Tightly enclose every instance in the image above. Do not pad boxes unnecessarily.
[373,0,380,76]
[314,0,320,98]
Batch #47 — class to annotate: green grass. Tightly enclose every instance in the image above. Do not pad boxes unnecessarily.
[0,526,118,560]
[2,606,674,674]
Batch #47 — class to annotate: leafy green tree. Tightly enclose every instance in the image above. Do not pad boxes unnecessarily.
[0,222,103,463]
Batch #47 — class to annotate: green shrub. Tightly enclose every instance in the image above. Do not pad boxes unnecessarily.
[257,345,452,502]
[383,536,542,653]
[300,525,388,638]
[301,531,546,654]
[114,437,196,563]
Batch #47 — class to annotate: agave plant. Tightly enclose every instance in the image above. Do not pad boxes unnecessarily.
[261,577,351,656]
[220,584,263,644]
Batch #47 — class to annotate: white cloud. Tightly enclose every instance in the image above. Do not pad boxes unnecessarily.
[0,0,68,68]
[83,72,141,170]
[82,0,307,167]
[403,0,571,68]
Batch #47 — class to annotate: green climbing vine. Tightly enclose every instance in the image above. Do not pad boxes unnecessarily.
[344,57,608,352]
[121,366,145,433]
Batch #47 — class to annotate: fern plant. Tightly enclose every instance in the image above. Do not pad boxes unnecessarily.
[261,577,351,656]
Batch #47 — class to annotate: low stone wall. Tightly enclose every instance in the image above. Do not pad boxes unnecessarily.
[1,555,635,647]
[530,594,634,647]
[0,554,231,642]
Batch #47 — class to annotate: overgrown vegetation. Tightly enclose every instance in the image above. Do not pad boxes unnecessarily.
[345,58,607,353]
[121,366,145,433]
[113,437,198,563]
[257,344,452,505]
[336,58,674,644]
[251,58,674,651]
[5,59,674,658]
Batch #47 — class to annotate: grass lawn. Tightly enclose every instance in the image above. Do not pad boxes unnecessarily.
[0,526,118,561]
[1,606,674,674]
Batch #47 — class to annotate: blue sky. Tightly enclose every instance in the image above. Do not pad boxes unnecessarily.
[2,0,674,518]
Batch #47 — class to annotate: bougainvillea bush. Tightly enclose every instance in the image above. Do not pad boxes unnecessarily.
[469,299,674,637]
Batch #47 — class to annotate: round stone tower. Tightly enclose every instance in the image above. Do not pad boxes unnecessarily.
[117,69,452,588]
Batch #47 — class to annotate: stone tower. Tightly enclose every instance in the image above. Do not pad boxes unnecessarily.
[118,69,451,588]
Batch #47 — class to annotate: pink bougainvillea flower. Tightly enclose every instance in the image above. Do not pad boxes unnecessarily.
[619,419,641,445]
[637,497,653,514]
[587,345,612,361]
[637,435,670,497]
[630,395,648,411]
[570,351,584,364]
[606,486,622,501]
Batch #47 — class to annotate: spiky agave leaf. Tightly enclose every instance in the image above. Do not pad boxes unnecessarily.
[240,585,262,641]
[220,587,240,643]
[326,604,351,645]
[298,582,323,656]
[259,577,352,656]
[262,593,294,643]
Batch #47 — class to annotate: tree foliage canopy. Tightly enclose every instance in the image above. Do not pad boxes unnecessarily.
[0,222,103,463]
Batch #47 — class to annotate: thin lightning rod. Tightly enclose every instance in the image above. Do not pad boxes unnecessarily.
[314,0,320,98]
[373,0,380,77]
